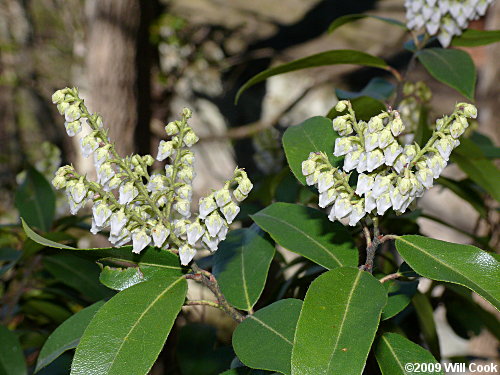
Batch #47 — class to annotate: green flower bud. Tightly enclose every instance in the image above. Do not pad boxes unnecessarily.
[183,130,199,147]
[52,175,67,190]
[390,116,404,137]
[165,121,179,136]
[52,89,67,104]
[143,155,154,166]
[57,101,69,115]
[182,107,193,119]
[335,100,349,112]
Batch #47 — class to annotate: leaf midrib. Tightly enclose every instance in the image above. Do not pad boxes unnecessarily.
[325,270,362,372]
[256,213,343,267]
[248,315,293,346]
[105,276,184,373]
[380,335,406,374]
[240,238,252,311]
[398,237,497,306]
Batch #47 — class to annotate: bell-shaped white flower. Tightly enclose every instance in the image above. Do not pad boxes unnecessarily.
[174,199,191,218]
[173,219,188,237]
[214,188,232,207]
[147,174,167,192]
[233,188,247,202]
[384,142,403,166]
[176,184,192,201]
[364,132,379,152]
[109,227,131,247]
[372,174,392,198]
[199,195,217,219]
[177,166,195,183]
[70,180,87,204]
[367,116,384,133]
[319,188,337,208]
[152,223,169,247]
[90,217,105,235]
[332,115,353,136]
[119,182,138,205]
[449,119,466,139]
[156,140,174,161]
[237,178,253,196]
[365,191,377,213]
[334,195,352,219]
[183,130,199,147]
[97,163,115,185]
[81,134,99,158]
[221,202,240,224]
[366,149,385,172]
[164,164,173,178]
[378,128,395,149]
[460,103,477,119]
[390,116,404,137]
[218,224,229,241]
[179,245,196,265]
[393,154,408,174]
[426,153,447,178]
[416,167,434,189]
[202,234,219,252]
[327,204,336,222]
[205,211,224,237]
[187,221,205,245]
[180,151,195,166]
[52,89,66,104]
[110,209,127,236]
[92,202,112,227]
[348,201,365,226]
[317,171,335,193]
[334,137,357,157]
[132,229,151,254]
[434,137,455,161]
[356,152,368,173]
[343,150,362,172]
[94,146,109,168]
[306,170,320,186]
[64,120,82,137]
[165,121,179,136]
[302,159,316,176]
[390,186,409,212]
[64,105,81,122]
[376,193,392,215]
[355,173,375,196]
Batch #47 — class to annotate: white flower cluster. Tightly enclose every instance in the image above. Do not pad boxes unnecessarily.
[51,88,253,265]
[302,100,477,226]
[405,0,494,47]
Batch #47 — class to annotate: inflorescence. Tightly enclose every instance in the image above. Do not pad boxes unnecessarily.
[51,87,253,265]
[405,0,494,47]
[302,100,477,226]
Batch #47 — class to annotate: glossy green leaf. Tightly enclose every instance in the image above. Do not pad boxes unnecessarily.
[233,299,302,374]
[375,333,442,375]
[328,14,407,33]
[213,226,275,311]
[44,254,113,301]
[99,264,181,291]
[15,167,55,231]
[282,116,340,185]
[291,267,387,375]
[414,105,432,146]
[236,50,389,103]
[451,29,500,47]
[71,275,187,375]
[327,96,387,122]
[35,301,105,373]
[396,235,500,310]
[0,325,27,375]
[416,48,476,100]
[220,369,275,375]
[252,203,357,269]
[381,280,419,320]
[452,138,500,202]
[22,219,184,271]
[23,300,72,324]
[335,77,395,101]
[411,292,440,359]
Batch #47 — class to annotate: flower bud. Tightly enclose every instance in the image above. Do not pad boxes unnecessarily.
[205,211,224,237]
[319,188,337,208]
[436,118,445,131]
[57,101,70,115]
[81,134,99,158]
[457,103,477,119]
[332,115,353,136]
[165,121,180,135]
[119,182,138,205]
[92,202,112,227]
[183,130,199,147]
[174,199,191,218]
[156,140,174,161]
[152,223,169,247]
[237,177,253,196]
[366,149,385,172]
[143,155,154,166]
[52,175,67,189]
[334,136,357,157]
[398,176,412,196]
[449,119,466,139]
[233,188,247,202]
[335,100,349,112]
[64,120,82,137]
[65,105,81,122]
[334,194,352,219]
[348,201,365,226]
[221,201,240,224]
[52,89,66,104]
[317,171,335,193]
[177,166,195,183]
[378,128,395,149]
[199,194,217,219]
[301,159,316,176]
[182,107,193,119]
[180,151,194,166]
[390,116,404,137]
[177,184,193,201]
[367,116,384,134]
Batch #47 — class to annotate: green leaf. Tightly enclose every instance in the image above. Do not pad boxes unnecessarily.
[282,116,341,185]
[411,292,440,360]
[35,301,105,373]
[22,219,184,271]
[416,48,476,100]
[220,369,274,375]
[236,50,389,103]
[0,325,27,375]
[414,105,432,147]
[375,333,442,375]
[252,203,357,270]
[291,267,387,375]
[381,280,419,320]
[99,264,182,291]
[233,299,302,375]
[396,235,500,310]
[451,138,500,202]
[71,275,187,375]
[15,167,55,231]
[23,300,72,324]
[451,29,500,47]
[328,14,407,34]
[43,254,114,301]
[335,77,395,101]
[327,96,387,122]
[213,226,275,311]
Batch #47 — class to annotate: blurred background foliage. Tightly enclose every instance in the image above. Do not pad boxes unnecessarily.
[0,0,499,374]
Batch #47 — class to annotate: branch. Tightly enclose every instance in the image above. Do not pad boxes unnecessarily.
[379,272,402,283]
[184,299,224,311]
[188,263,245,322]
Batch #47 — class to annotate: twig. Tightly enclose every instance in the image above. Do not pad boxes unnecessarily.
[187,263,245,322]
[184,299,224,311]
[379,273,402,283]
[360,218,380,273]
